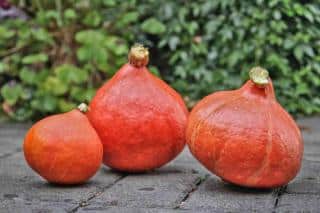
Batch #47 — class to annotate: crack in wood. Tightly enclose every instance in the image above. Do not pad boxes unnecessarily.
[272,185,287,212]
[174,174,209,209]
[0,148,22,159]
[69,175,127,213]
[285,191,320,195]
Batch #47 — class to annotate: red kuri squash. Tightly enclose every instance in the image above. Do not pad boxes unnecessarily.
[186,67,303,188]
[88,44,188,172]
[24,104,103,184]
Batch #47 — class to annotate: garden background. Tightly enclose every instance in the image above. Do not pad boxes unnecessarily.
[0,0,319,121]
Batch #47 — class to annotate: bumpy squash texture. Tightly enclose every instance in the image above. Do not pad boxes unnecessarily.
[88,45,188,172]
[187,70,303,188]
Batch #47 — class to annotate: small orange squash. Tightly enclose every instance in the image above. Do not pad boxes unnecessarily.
[186,67,303,188]
[23,104,103,184]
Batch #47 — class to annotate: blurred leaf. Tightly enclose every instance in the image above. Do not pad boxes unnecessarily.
[58,99,76,112]
[31,28,54,44]
[149,66,160,77]
[304,46,314,57]
[22,54,48,64]
[64,8,77,19]
[31,95,57,112]
[19,69,37,85]
[71,87,95,102]
[77,46,108,70]
[102,0,116,6]
[293,45,304,62]
[43,77,68,96]
[141,18,166,34]
[75,30,105,44]
[0,26,15,39]
[117,12,139,27]
[1,84,23,105]
[34,70,50,85]
[55,64,88,84]
[0,62,8,73]
[83,11,101,27]
[13,107,33,121]
[168,36,180,50]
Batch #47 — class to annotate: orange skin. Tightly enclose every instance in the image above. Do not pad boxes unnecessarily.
[88,63,188,172]
[186,79,303,188]
[24,109,103,184]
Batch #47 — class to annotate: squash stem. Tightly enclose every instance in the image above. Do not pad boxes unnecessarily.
[128,44,149,68]
[78,103,89,113]
[249,67,269,87]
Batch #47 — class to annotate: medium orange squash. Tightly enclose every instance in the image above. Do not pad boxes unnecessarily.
[23,104,103,184]
[88,44,188,172]
[186,67,303,188]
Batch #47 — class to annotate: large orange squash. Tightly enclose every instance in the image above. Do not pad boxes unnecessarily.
[24,104,103,184]
[88,44,188,172]
[186,67,303,188]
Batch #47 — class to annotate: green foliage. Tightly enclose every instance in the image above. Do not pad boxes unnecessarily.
[0,0,319,121]
[141,18,166,34]
[0,0,129,120]
[138,0,320,115]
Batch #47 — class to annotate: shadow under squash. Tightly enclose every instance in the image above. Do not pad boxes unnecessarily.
[102,164,196,176]
[204,177,274,194]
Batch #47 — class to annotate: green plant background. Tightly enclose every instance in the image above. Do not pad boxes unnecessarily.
[0,0,319,121]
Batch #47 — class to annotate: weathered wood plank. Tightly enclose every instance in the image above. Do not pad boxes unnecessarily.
[0,116,319,212]
[179,176,276,212]
[285,159,320,195]
[78,206,190,213]
[0,152,123,212]
[273,117,320,212]
[276,194,320,212]
[0,199,72,213]
[298,117,320,144]
[83,163,205,209]
[0,123,30,158]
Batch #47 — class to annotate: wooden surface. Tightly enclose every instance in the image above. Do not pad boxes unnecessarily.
[0,117,319,213]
